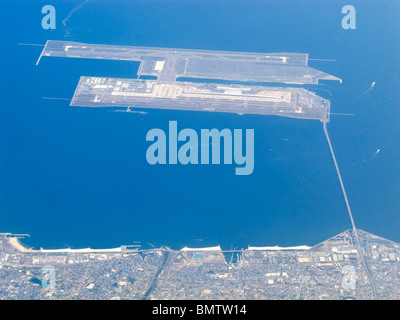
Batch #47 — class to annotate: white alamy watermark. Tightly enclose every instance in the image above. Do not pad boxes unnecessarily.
[342,5,356,30]
[41,5,56,30]
[146,121,254,175]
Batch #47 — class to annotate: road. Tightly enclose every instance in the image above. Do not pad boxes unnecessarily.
[323,120,377,299]
[142,250,170,300]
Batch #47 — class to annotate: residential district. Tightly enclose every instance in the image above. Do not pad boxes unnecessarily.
[1,230,399,300]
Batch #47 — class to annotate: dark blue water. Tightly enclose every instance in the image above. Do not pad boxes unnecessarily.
[1,0,399,249]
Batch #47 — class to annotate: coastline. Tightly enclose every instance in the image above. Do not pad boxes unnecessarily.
[8,237,32,253]
[6,235,312,253]
[7,237,123,253]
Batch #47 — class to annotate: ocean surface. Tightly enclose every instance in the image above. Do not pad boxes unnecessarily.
[1,0,399,250]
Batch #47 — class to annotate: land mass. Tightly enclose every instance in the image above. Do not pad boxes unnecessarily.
[1,230,399,300]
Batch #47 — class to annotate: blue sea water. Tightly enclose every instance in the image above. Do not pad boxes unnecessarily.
[0,0,399,250]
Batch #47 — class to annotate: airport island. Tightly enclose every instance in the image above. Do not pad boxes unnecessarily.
[37,40,340,122]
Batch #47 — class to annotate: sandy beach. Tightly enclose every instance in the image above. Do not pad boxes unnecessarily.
[8,237,32,252]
